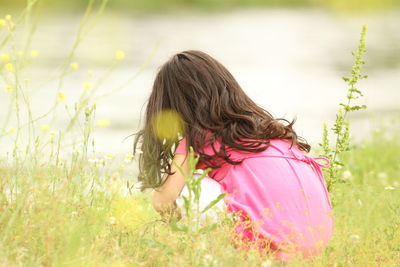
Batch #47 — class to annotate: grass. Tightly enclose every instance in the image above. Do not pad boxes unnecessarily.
[0,130,399,266]
[0,1,399,266]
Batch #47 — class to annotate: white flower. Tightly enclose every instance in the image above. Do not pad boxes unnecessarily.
[104,154,113,160]
[124,152,133,163]
[109,216,117,225]
[384,186,395,190]
[88,157,98,163]
[342,170,352,180]
[262,259,273,267]
[350,234,360,240]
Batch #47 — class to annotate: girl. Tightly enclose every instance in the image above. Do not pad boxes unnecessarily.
[134,50,334,263]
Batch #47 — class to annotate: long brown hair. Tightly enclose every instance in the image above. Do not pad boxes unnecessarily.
[134,50,310,190]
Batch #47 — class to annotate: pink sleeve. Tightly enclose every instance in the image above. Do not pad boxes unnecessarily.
[175,137,188,154]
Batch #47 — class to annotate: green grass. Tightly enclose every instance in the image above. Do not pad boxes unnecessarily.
[0,130,399,266]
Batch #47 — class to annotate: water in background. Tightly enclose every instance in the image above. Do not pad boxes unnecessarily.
[1,8,399,156]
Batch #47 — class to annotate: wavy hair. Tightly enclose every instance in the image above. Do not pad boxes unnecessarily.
[134,50,310,190]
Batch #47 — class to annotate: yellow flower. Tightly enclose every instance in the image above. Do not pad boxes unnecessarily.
[57,92,66,102]
[30,50,39,58]
[104,154,113,160]
[4,63,13,71]
[1,53,9,62]
[8,127,16,134]
[24,78,30,83]
[3,85,13,93]
[152,110,184,141]
[49,131,57,136]
[40,124,50,131]
[115,50,125,61]
[124,152,133,163]
[0,19,6,27]
[110,195,157,232]
[17,51,24,57]
[70,62,79,70]
[97,119,110,127]
[83,82,93,90]
[5,15,12,21]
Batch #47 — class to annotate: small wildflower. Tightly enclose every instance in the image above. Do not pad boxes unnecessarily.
[104,154,113,160]
[83,82,93,90]
[40,124,50,131]
[4,63,13,71]
[5,15,12,21]
[3,85,13,93]
[0,53,9,62]
[70,62,79,70]
[342,170,352,180]
[115,50,125,61]
[97,119,110,127]
[88,157,98,164]
[57,92,66,102]
[30,50,39,58]
[8,127,16,134]
[0,19,6,27]
[384,186,395,190]
[109,216,117,226]
[17,51,24,57]
[262,259,273,267]
[124,152,133,163]
[350,234,360,240]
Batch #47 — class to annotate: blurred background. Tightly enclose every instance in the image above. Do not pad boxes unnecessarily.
[0,0,399,155]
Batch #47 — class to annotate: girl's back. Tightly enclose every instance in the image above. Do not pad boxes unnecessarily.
[176,138,334,262]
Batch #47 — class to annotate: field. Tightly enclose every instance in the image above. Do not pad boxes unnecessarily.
[1,1,399,266]
[1,129,399,266]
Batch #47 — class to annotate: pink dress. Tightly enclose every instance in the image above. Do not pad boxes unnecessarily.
[175,138,334,262]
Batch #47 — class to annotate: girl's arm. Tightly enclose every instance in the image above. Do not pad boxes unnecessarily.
[151,153,188,214]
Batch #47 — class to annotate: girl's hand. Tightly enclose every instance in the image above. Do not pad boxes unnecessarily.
[158,201,182,223]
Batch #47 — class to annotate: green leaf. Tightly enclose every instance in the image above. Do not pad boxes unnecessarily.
[201,193,226,214]
[141,238,174,255]
[199,223,217,234]
[169,219,188,233]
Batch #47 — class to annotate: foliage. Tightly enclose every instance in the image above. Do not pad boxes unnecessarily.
[171,147,226,235]
[320,25,368,192]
